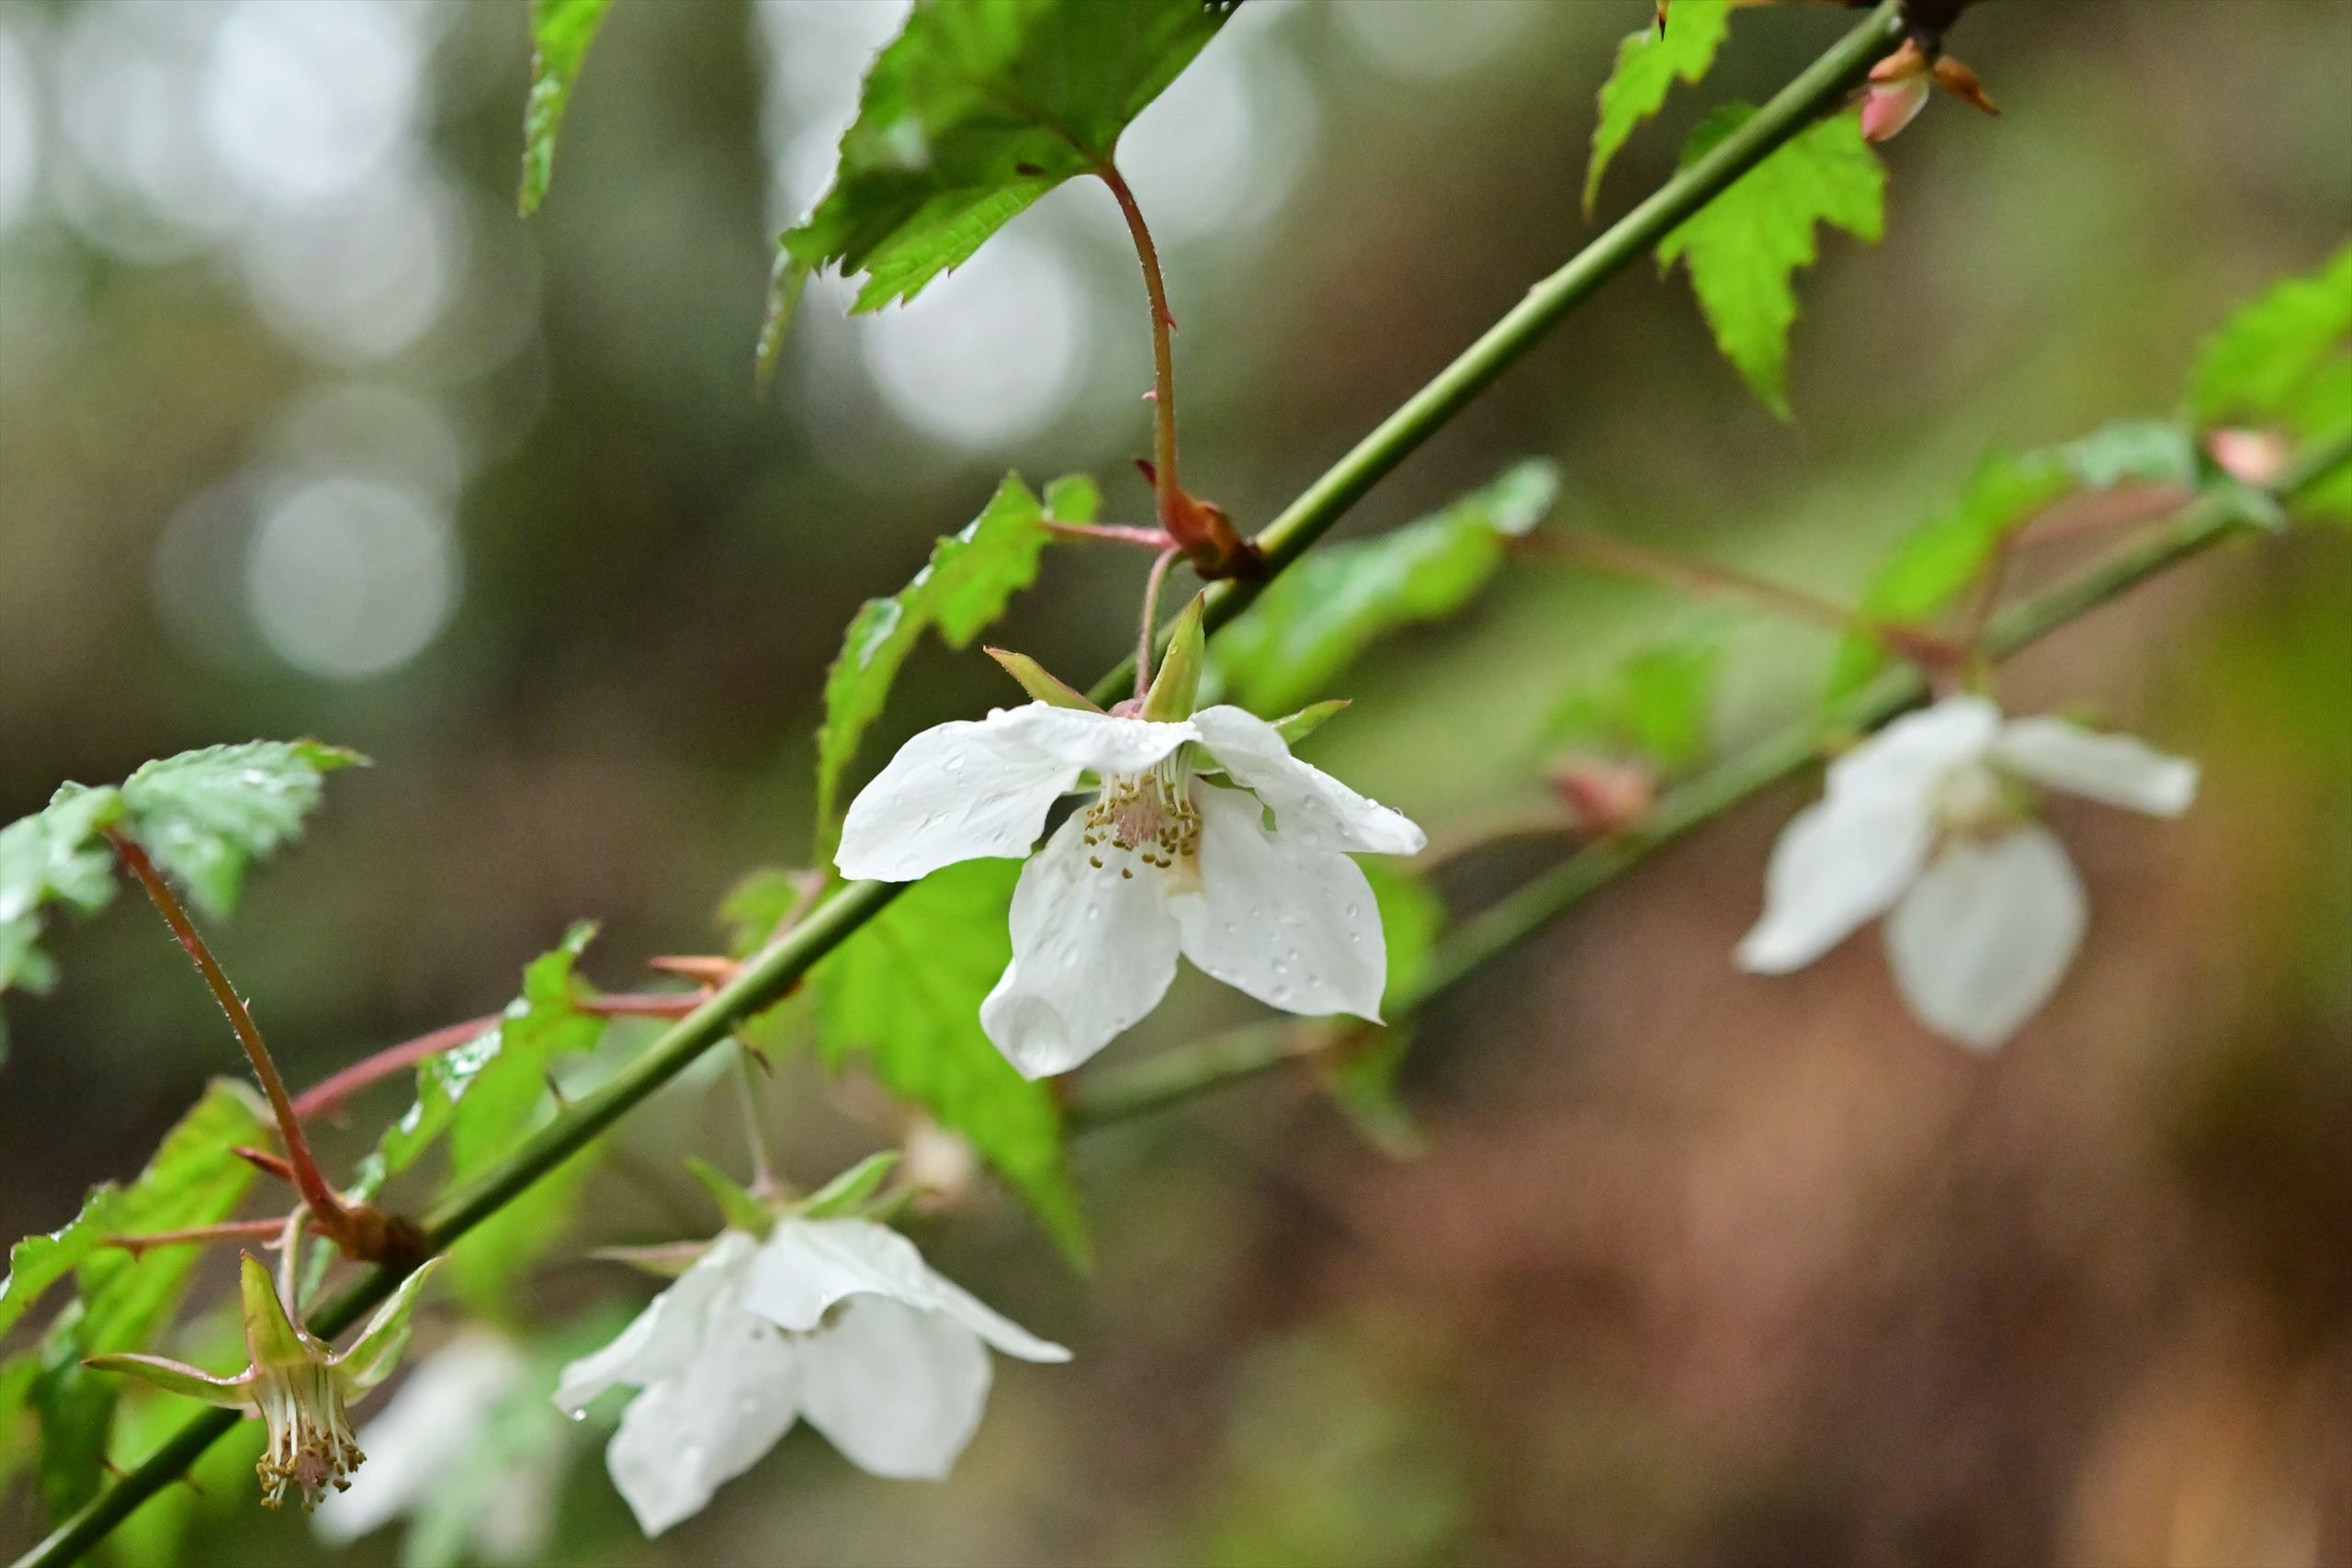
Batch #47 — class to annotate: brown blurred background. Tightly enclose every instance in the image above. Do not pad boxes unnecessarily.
[5,1,2352,1563]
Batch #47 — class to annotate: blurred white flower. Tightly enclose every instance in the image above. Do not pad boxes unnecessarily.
[1738,694,2198,1050]
[311,1330,557,1565]
[555,1222,1069,1538]
[836,703,1425,1077]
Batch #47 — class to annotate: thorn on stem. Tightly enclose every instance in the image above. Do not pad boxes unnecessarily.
[232,1145,297,1185]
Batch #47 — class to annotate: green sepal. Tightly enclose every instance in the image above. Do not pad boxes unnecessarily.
[790,1153,902,1221]
[1272,699,1350,747]
[334,1256,443,1393]
[684,1159,775,1239]
[589,1242,710,1280]
[235,1254,312,1372]
[77,1353,247,1411]
[986,648,1104,712]
[1141,593,1207,722]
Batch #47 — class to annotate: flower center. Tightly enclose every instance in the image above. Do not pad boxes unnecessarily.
[1080,758,1200,880]
[1932,761,2020,839]
[253,1359,363,1512]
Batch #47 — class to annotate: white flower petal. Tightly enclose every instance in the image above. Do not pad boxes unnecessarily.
[744,1220,1069,1364]
[1993,716,2199,818]
[795,1295,993,1482]
[1823,694,2001,807]
[1736,796,1935,974]
[552,1232,757,1415]
[603,1297,803,1538]
[1188,705,1424,854]
[835,715,1081,883]
[1173,786,1386,1021]
[978,812,1182,1077]
[313,1332,527,1544]
[1883,825,2087,1051]
[999,705,1198,774]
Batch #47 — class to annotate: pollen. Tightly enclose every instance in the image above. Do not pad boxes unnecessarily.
[1080,762,1201,879]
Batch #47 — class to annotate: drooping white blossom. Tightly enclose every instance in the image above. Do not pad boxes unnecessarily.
[836,702,1425,1077]
[312,1331,560,1564]
[555,1220,1069,1538]
[1737,694,2197,1050]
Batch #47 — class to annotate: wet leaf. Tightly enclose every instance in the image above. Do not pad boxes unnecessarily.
[518,0,616,215]
[119,740,365,919]
[777,0,1235,313]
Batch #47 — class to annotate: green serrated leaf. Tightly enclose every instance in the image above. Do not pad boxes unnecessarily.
[362,926,604,1194]
[1823,449,2075,699]
[1585,0,1733,212]
[1658,104,1884,419]
[816,473,1055,855]
[2189,243,2352,425]
[777,0,1234,314]
[32,1080,267,1517]
[813,858,1086,1264]
[0,1187,123,1348]
[1212,461,1560,715]
[791,1,1227,301]
[1544,621,1729,771]
[119,740,363,919]
[0,785,125,1025]
[518,0,616,216]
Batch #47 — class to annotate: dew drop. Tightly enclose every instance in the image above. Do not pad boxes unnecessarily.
[1085,906,1102,921]
[944,753,967,773]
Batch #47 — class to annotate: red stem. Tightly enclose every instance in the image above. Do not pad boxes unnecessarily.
[106,1218,292,1258]
[1134,546,1182,702]
[1098,162,1180,533]
[106,829,349,1233]
[291,1014,501,1122]
[291,993,707,1123]
[1045,519,1175,551]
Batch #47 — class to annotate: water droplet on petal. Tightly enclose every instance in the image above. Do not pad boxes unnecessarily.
[944,753,967,773]
[1085,906,1102,921]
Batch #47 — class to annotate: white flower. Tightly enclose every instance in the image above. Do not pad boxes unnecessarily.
[1737,694,2197,1050]
[312,1331,558,1564]
[554,1220,1069,1538]
[836,703,1426,1077]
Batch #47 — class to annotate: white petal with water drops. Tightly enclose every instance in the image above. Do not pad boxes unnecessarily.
[1173,786,1386,1021]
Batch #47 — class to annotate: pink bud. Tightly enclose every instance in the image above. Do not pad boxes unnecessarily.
[1861,73,1931,143]
[2205,427,2290,488]
[1549,758,1655,835]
